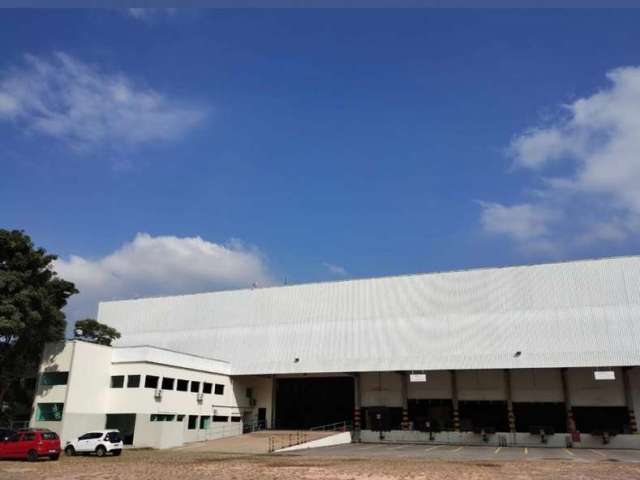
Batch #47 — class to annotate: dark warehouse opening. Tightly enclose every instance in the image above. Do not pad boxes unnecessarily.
[459,400,509,432]
[513,402,567,433]
[573,406,631,434]
[275,376,354,429]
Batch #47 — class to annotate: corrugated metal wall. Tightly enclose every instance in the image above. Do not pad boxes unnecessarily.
[98,256,640,375]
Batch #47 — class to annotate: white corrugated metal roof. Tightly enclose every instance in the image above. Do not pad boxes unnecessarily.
[98,256,640,375]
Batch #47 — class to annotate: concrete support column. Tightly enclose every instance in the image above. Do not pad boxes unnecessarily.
[623,367,638,434]
[400,372,410,430]
[504,369,516,433]
[353,373,362,441]
[451,370,460,432]
[561,368,575,433]
[270,375,277,430]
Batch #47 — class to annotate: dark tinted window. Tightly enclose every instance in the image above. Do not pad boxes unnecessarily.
[106,432,121,443]
[190,381,200,393]
[202,382,212,394]
[214,384,224,395]
[127,375,141,388]
[231,416,241,422]
[41,432,58,440]
[111,376,125,388]
[177,379,188,391]
[40,372,69,386]
[36,403,64,421]
[162,377,175,390]
[213,415,228,422]
[188,415,197,430]
[22,433,36,441]
[199,416,210,429]
[145,375,159,389]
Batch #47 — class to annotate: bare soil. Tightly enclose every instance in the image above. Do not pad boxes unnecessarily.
[2,449,640,480]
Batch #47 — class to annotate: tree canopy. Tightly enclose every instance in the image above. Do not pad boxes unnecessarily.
[0,229,77,410]
[74,318,121,346]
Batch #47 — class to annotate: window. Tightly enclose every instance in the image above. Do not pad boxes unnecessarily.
[40,372,69,386]
[202,382,212,394]
[177,415,185,421]
[151,414,175,422]
[231,416,241,423]
[105,432,121,443]
[177,379,188,391]
[161,377,175,390]
[42,432,58,440]
[36,403,64,421]
[145,375,159,389]
[79,432,103,440]
[110,375,125,388]
[213,415,229,422]
[127,375,141,388]
[188,415,198,430]
[214,384,224,395]
[199,416,210,429]
[23,433,36,441]
[190,381,200,393]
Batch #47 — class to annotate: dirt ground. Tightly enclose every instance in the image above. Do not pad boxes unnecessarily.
[2,449,640,480]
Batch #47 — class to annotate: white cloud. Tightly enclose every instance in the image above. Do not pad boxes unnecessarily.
[323,262,348,276]
[482,65,640,254]
[0,52,205,152]
[126,8,177,21]
[55,233,274,324]
[479,201,560,255]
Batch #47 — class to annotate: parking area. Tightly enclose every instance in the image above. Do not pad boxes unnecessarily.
[283,442,640,463]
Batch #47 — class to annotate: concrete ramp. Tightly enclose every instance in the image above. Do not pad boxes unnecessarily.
[276,431,352,452]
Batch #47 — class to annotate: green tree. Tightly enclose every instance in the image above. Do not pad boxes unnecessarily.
[0,229,77,409]
[74,318,120,346]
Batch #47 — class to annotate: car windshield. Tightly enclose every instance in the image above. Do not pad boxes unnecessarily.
[105,432,121,443]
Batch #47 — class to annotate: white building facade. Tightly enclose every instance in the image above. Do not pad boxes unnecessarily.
[31,256,640,449]
[30,341,272,449]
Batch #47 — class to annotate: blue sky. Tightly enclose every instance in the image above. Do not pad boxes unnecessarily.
[2,9,640,321]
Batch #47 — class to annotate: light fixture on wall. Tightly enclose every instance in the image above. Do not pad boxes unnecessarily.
[293,357,300,363]
[514,351,522,358]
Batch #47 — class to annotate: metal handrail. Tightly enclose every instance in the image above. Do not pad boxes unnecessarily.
[310,420,353,432]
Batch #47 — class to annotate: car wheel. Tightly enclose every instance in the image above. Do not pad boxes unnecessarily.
[112,449,121,457]
[27,449,38,462]
[65,446,76,456]
[49,453,60,461]
[95,445,107,457]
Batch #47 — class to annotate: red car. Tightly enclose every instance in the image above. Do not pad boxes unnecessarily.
[0,429,61,461]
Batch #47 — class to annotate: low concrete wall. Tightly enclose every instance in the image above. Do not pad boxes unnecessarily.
[277,432,353,452]
[360,430,640,449]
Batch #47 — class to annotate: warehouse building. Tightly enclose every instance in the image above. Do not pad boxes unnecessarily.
[31,256,640,449]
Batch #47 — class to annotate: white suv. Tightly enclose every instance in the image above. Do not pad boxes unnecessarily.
[64,430,123,457]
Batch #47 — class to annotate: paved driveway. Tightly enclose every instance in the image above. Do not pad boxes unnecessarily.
[281,442,640,463]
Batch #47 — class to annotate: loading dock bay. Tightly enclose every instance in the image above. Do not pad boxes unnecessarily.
[282,442,640,463]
